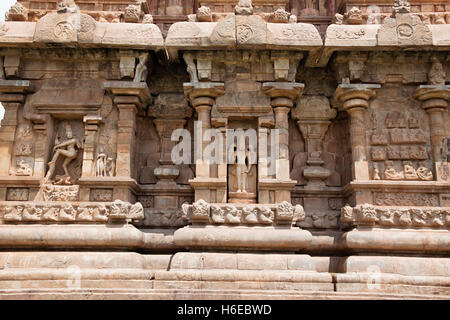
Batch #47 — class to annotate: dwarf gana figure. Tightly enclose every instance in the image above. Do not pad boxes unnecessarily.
[44,122,81,184]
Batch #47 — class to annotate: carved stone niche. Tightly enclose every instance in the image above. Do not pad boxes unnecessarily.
[291,95,337,188]
[227,120,258,204]
[43,119,84,186]
[147,93,193,186]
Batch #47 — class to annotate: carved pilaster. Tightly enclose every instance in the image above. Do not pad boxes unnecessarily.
[104,81,150,181]
[82,115,102,178]
[0,80,32,176]
[184,82,225,202]
[262,82,304,203]
[333,83,380,180]
[413,85,450,181]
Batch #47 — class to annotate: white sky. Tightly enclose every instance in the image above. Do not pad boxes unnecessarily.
[0,0,17,123]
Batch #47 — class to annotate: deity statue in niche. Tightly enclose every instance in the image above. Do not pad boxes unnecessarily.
[44,122,82,185]
[228,130,257,204]
[234,143,252,193]
[95,150,115,177]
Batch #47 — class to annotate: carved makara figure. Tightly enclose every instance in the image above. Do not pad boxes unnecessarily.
[23,204,41,221]
[211,205,225,223]
[133,53,149,83]
[44,123,81,184]
[242,206,258,223]
[4,205,23,221]
[183,53,198,83]
[42,204,59,221]
[77,204,93,221]
[224,205,241,224]
[258,207,273,224]
[93,204,108,222]
[59,203,76,221]
[379,209,395,226]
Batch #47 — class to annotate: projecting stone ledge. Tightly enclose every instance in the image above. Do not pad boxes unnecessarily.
[165,13,322,56]
[0,12,164,49]
[174,226,312,250]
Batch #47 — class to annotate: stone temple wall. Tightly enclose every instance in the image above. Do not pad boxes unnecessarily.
[0,0,449,299]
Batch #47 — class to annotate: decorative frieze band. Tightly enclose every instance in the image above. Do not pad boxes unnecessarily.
[182,199,305,226]
[341,203,450,229]
[0,200,144,224]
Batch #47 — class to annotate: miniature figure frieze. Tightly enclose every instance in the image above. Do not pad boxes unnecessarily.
[379,160,433,181]
[1,200,144,224]
[341,203,450,229]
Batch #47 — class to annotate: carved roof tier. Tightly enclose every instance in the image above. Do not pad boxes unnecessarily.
[165,13,323,57]
[0,12,164,49]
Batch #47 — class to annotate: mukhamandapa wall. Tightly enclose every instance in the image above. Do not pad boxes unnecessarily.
[0,0,449,299]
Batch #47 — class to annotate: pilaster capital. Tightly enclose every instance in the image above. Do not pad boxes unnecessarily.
[183,82,225,107]
[333,83,380,111]
[103,81,151,108]
[413,85,450,111]
[83,115,103,131]
[262,82,305,103]
[0,80,32,104]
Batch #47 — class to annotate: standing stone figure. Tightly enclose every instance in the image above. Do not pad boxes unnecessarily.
[96,152,108,177]
[233,142,252,193]
[96,151,115,177]
[133,53,149,82]
[44,123,80,184]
